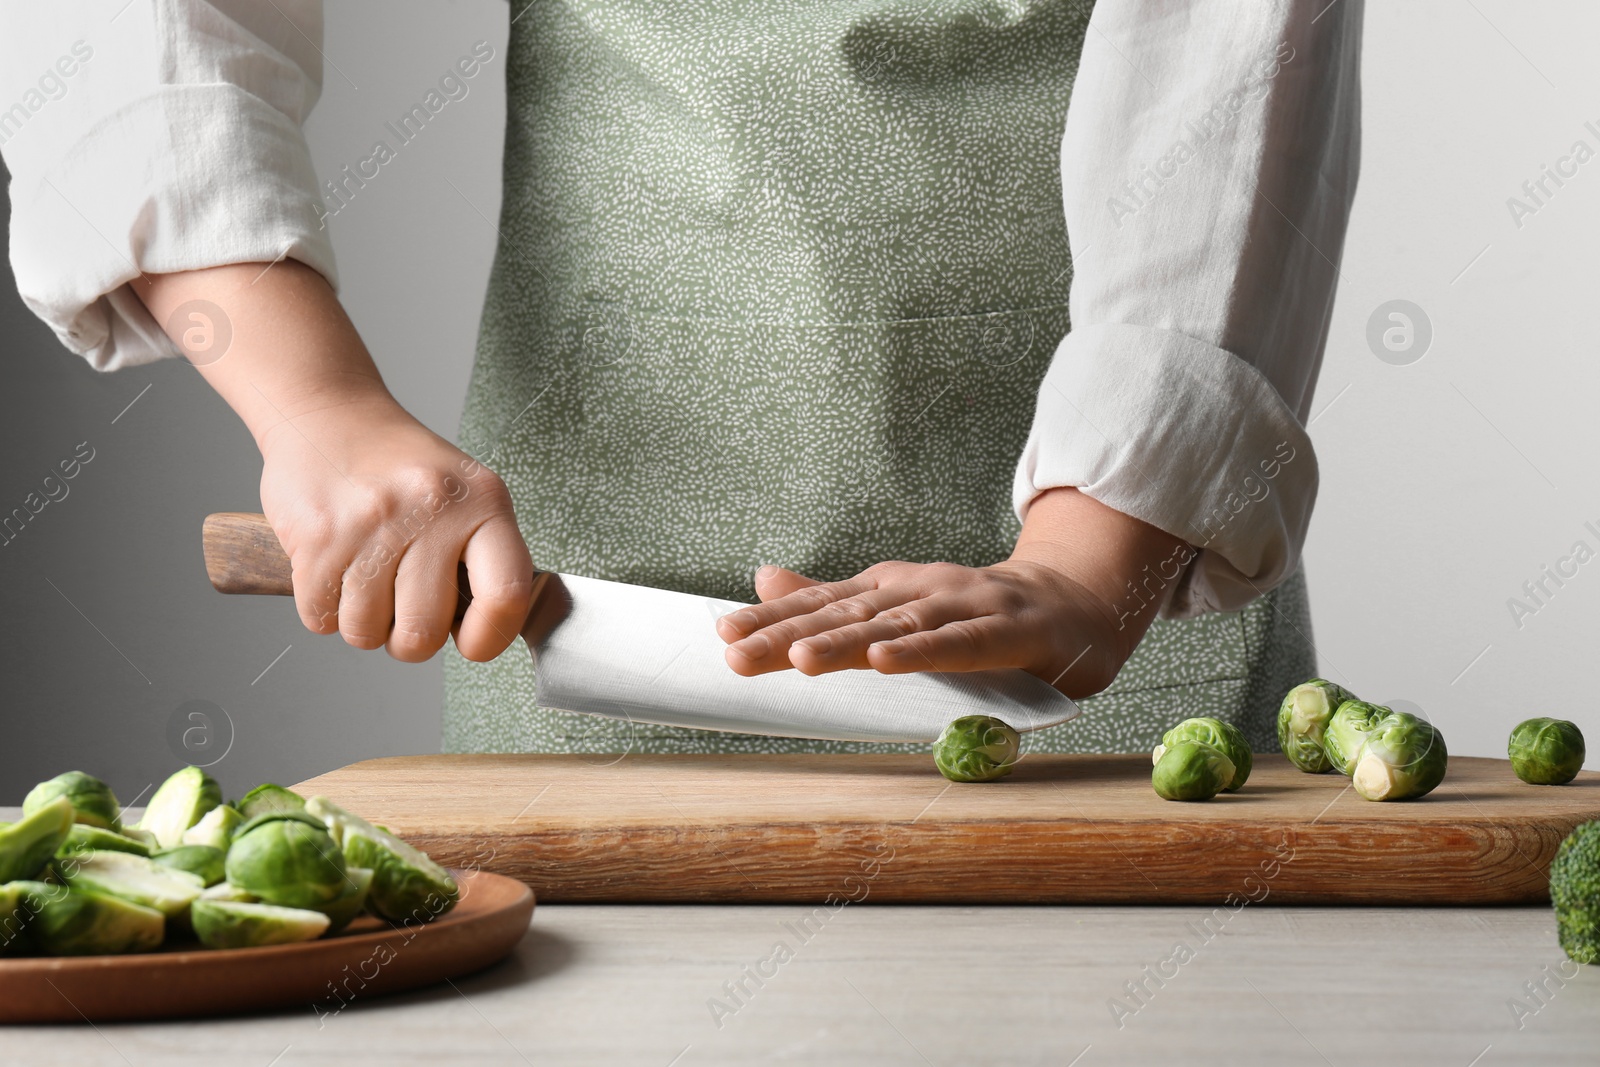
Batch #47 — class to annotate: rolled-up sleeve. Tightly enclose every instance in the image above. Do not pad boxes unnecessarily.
[0,0,334,371]
[1013,0,1362,617]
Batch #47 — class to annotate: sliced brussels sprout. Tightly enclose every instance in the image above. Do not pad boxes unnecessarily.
[1349,709,1448,801]
[225,811,348,910]
[23,771,121,832]
[236,783,307,821]
[152,845,228,888]
[55,849,204,916]
[9,879,164,956]
[0,882,28,956]
[1323,700,1388,777]
[932,715,1021,783]
[306,798,458,923]
[1152,741,1236,801]
[1276,679,1354,774]
[136,767,222,849]
[190,899,329,950]
[120,827,159,850]
[317,867,373,934]
[201,881,257,902]
[1152,717,1252,791]
[56,824,153,859]
[0,797,76,882]
[1508,718,1586,786]
[181,804,243,851]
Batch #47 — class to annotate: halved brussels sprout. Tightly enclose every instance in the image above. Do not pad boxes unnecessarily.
[1349,709,1448,801]
[199,881,258,904]
[137,767,222,849]
[317,867,373,934]
[152,845,228,888]
[236,784,306,821]
[8,879,165,956]
[23,771,121,832]
[932,715,1021,783]
[120,827,159,850]
[1276,679,1354,774]
[1152,717,1252,791]
[1323,700,1388,777]
[306,798,458,923]
[181,804,243,851]
[0,882,27,956]
[225,811,348,910]
[1152,741,1236,801]
[55,850,205,916]
[1508,718,1585,786]
[56,824,153,859]
[0,797,75,882]
[191,898,329,949]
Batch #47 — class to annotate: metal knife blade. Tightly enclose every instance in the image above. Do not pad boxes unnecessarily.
[203,512,1080,742]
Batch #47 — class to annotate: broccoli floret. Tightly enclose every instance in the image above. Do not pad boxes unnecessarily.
[1551,819,1600,963]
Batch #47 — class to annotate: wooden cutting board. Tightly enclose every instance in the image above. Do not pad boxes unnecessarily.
[293,753,1600,905]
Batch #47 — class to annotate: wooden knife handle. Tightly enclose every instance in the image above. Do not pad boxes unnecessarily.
[202,512,296,596]
[201,512,569,644]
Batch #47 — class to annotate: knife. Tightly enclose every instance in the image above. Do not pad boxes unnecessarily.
[201,512,1079,742]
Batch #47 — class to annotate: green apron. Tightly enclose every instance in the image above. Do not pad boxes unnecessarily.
[443,0,1316,755]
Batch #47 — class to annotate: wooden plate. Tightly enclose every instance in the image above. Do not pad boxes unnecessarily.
[0,869,533,1023]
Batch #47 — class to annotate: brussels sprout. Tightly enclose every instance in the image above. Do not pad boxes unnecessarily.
[1276,679,1354,774]
[1551,819,1600,963]
[306,798,458,923]
[55,850,204,916]
[1152,717,1252,791]
[0,797,75,882]
[1323,700,1388,777]
[137,767,222,849]
[56,824,153,859]
[190,899,330,950]
[23,771,121,832]
[0,882,28,955]
[1508,718,1586,786]
[181,804,243,851]
[236,784,306,821]
[1152,741,1236,801]
[1349,709,1448,802]
[317,867,373,934]
[199,881,257,904]
[931,715,1020,783]
[152,845,227,888]
[8,880,164,956]
[225,811,348,910]
[121,827,159,850]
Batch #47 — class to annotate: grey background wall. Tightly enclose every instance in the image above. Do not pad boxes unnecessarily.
[0,1,1594,802]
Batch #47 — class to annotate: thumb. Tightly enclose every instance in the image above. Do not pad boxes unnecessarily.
[754,564,819,603]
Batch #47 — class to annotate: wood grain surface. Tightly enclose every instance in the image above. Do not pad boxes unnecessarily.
[292,753,1600,905]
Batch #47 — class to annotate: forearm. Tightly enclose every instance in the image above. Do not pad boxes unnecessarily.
[129,261,398,455]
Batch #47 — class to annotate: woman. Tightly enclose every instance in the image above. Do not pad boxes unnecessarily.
[1,0,1361,756]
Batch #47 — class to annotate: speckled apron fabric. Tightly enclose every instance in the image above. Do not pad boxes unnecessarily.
[442,0,1316,755]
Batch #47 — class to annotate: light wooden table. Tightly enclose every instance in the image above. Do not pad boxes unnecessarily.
[2,900,1595,1065]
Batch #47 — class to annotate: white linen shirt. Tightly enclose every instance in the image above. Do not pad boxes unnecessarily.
[0,0,1362,619]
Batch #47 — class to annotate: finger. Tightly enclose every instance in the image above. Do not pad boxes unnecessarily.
[291,558,346,637]
[723,584,910,676]
[787,591,981,675]
[454,515,536,662]
[752,565,819,603]
[866,616,1031,675]
[386,537,461,663]
[337,535,404,650]
[717,571,874,644]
